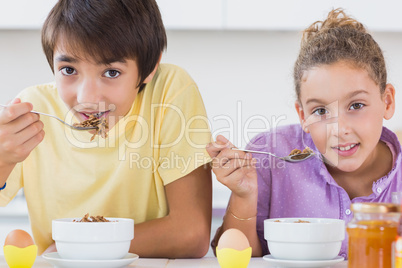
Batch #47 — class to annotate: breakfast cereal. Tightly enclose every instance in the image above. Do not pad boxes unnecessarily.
[294,219,310,223]
[273,219,311,223]
[73,115,109,141]
[288,146,314,160]
[73,213,112,222]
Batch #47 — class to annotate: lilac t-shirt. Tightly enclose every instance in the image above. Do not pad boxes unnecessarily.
[247,124,402,259]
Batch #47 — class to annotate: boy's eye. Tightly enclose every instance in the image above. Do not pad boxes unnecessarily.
[104,70,120,78]
[60,67,76,76]
[350,103,364,110]
[312,108,327,116]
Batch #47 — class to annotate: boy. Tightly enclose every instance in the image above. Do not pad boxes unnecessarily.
[0,0,212,258]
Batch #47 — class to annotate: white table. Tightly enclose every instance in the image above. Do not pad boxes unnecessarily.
[168,258,347,267]
[0,255,348,267]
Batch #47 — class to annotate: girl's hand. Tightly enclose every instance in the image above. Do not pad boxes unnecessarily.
[0,98,45,166]
[206,135,257,199]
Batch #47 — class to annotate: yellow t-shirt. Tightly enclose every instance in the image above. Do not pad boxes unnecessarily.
[0,64,212,254]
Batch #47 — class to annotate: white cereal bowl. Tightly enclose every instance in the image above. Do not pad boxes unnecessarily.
[52,217,134,260]
[264,218,345,261]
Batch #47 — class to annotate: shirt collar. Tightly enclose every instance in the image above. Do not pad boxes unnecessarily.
[317,127,401,193]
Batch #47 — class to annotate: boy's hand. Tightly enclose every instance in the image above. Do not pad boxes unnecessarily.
[42,242,57,255]
[0,98,45,166]
[206,135,257,199]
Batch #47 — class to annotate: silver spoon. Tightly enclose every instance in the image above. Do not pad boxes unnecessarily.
[0,104,97,131]
[231,148,315,163]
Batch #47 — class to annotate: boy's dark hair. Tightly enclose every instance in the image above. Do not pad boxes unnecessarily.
[42,0,167,92]
[294,8,386,100]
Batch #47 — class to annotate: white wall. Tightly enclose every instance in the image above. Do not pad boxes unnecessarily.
[1,29,402,208]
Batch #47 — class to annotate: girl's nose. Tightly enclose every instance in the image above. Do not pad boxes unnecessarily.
[76,78,101,104]
[332,112,351,137]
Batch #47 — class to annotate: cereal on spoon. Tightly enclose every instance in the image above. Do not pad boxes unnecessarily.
[73,115,109,141]
[288,146,314,160]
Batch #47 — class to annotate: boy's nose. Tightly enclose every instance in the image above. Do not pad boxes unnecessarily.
[76,78,101,104]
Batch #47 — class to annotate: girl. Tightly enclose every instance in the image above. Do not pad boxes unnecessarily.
[207,8,400,258]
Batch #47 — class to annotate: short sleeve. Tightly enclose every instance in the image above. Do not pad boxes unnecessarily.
[0,162,23,206]
[156,82,212,185]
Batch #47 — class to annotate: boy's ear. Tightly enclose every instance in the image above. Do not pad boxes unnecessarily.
[383,83,396,120]
[143,54,162,84]
[295,101,309,133]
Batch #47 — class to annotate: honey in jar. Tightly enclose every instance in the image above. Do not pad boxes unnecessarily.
[396,235,402,267]
[395,202,402,268]
[347,203,399,268]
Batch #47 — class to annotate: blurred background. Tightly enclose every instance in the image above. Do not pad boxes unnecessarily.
[1,0,402,256]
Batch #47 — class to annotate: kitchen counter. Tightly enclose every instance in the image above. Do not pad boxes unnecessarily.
[0,255,348,267]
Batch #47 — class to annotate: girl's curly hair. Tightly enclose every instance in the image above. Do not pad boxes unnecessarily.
[294,8,386,100]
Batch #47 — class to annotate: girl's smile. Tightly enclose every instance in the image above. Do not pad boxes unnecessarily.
[332,143,360,157]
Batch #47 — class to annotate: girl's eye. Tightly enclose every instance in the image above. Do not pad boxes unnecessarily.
[104,70,120,78]
[60,67,76,76]
[350,103,364,110]
[312,108,327,116]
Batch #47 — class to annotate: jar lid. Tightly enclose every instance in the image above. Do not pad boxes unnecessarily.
[350,202,400,213]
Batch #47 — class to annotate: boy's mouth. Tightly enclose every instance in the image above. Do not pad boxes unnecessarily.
[85,111,107,118]
[80,111,110,120]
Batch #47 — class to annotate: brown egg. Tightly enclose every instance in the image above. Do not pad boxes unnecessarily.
[217,228,250,251]
[4,229,34,248]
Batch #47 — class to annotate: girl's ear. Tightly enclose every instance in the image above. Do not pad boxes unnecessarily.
[143,53,162,83]
[295,101,309,133]
[383,84,396,120]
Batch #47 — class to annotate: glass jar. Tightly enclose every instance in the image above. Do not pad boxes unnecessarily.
[347,202,400,268]
[395,202,402,268]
